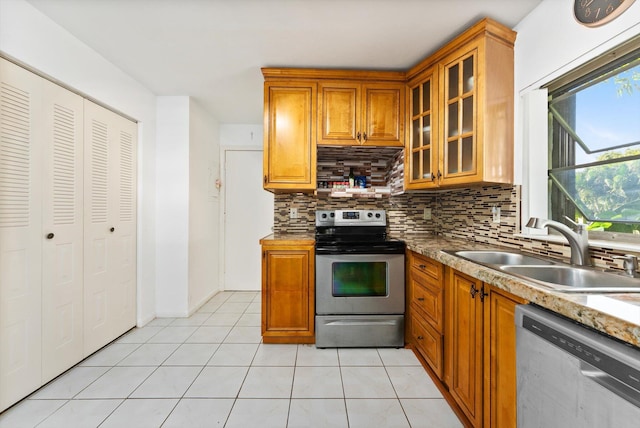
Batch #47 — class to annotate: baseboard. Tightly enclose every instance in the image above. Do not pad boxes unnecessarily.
[188,289,222,316]
[137,313,156,327]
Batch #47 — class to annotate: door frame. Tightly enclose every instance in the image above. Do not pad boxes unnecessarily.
[218,145,271,291]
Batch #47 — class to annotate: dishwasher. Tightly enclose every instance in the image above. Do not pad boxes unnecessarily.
[515,304,640,428]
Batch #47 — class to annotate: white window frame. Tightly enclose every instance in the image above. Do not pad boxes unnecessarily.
[519,35,640,252]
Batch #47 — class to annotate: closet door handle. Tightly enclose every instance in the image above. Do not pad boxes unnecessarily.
[46,233,55,240]
[110,227,115,233]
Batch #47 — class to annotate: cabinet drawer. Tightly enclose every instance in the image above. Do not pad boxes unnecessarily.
[410,253,442,281]
[411,314,443,379]
[410,273,443,332]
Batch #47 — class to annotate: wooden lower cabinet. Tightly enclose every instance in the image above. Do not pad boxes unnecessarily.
[407,252,445,378]
[483,285,525,428]
[260,238,315,344]
[445,268,484,427]
[444,266,525,428]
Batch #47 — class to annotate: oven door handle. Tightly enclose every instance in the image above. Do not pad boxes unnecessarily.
[322,319,400,327]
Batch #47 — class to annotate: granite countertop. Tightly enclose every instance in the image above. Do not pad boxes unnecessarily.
[260,233,315,242]
[262,232,640,347]
[395,233,640,349]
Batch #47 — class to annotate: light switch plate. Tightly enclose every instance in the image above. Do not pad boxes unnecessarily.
[290,207,298,219]
[423,208,432,220]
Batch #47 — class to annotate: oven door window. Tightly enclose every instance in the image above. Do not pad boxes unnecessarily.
[332,262,388,297]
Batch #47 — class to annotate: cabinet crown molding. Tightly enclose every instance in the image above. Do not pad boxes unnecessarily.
[407,17,516,81]
[262,67,406,82]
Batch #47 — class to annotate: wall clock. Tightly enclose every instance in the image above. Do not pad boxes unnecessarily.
[574,0,636,27]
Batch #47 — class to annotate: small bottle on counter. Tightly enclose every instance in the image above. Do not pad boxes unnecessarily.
[348,168,355,188]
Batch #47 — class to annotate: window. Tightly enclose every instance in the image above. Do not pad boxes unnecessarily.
[548,41,640,234]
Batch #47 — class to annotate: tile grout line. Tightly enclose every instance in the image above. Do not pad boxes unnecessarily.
[378,348,413,427]
[284,344,300,428]
[223,294,261,428]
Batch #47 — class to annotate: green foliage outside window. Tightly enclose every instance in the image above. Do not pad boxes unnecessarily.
[549,49,640,234]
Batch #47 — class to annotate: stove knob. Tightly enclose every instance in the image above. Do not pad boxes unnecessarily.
[321,213,327,219]
[367,212,373,218]
[375,213,381,218]
[330,213,335,218]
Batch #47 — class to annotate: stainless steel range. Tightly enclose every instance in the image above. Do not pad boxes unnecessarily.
[315,209,405,348]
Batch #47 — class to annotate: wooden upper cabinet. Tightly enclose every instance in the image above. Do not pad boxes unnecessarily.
[262,80,317,192]
[318,81,405,147]
[406,67,439,189]
[318,82,359,144]
[405,18,516,190]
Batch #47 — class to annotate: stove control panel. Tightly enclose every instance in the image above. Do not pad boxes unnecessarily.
[315,210,386,227]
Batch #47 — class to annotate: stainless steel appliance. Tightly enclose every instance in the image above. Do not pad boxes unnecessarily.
[315,209,405,348]
[515,304,640,428]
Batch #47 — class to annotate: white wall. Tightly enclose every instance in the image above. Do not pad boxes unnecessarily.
[515,0,640,93]
[513,0,640,223]
[155,97,221,316]
[155,97,190,316]
[0,0,158,325]
[188,99,220,312]
[220,124,263,148]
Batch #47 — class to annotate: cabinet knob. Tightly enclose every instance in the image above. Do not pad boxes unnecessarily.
[419,264,426,269]
[470,285,478,299]
[417,335,424,340]
[110,227,115,232]
[46,232,54,240]
[417,297,425,301]
[356,132,362,142]
[362,132,367,142]
[430,173,435,181]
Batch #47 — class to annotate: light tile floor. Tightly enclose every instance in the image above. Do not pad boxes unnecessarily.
[0,291,462,428]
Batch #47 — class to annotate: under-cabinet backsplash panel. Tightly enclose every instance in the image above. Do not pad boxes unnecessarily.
[436,185,521,245]
[274,192,437,235]
[274,183,639,272]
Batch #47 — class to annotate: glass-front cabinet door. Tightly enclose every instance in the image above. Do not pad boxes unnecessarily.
[404,19,514,190]
[406,68,438,189]
[443,50,477,182]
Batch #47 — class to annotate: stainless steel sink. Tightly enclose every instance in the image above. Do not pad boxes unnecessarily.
[451,250,555,266]
[445,249,640,293]
[500,265,640,293]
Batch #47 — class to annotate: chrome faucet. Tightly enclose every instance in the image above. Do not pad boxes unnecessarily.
[526,217,591,266]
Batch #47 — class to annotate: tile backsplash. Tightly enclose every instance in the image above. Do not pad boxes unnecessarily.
[274,182,640,272]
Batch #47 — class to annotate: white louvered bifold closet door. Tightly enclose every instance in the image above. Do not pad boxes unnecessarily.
[41,80,84,383]
[0,58,44,411]
[112,116,136,338]
[83,100,136,356]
